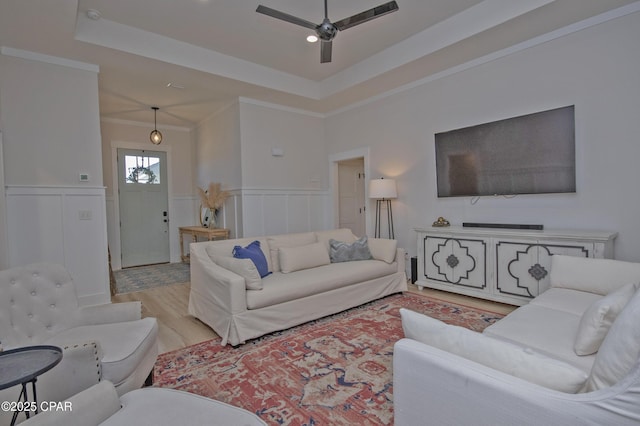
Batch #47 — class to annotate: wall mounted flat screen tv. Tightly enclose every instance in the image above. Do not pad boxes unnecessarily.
[435,105,575,198]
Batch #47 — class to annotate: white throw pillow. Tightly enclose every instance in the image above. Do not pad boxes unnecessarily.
[279,242,330,273]
[367,238,397,264]
[400,308,589,393]
[267,232,316,273]
[583,284,640,392]
[574,282,639,355]
[211,255,262,290]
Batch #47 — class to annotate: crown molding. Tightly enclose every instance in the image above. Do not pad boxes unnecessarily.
[0,46,99,73]
[100,117,191,132]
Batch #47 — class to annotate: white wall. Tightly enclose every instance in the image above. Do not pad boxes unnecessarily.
[195,99,330,238]
[238,100,329,237]
[326,11,640,262]
[238,100,327,190]
[196,102,242,189]
[0,50,109,304]
[0,53,103,186]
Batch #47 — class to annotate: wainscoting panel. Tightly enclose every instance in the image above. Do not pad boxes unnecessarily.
[239,188,330,238]
[6,186,110,306]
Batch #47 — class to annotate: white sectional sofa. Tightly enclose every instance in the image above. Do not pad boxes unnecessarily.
[188,229,407,345]
[394,255,640,425]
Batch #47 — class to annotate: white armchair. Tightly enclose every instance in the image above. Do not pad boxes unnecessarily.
[20,380,266,426]
[0,263,158,424]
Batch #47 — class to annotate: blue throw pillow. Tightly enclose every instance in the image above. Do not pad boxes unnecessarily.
[233,240,271,278]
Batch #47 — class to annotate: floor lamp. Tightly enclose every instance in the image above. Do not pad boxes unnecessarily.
[369,178,397,239]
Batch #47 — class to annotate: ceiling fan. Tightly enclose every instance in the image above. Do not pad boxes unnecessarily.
[256,0,399,63]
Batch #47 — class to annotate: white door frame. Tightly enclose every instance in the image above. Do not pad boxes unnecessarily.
[110,141,173,270]
[329,147,371,236]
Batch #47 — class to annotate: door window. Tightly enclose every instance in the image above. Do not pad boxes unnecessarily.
[124,155,161,184]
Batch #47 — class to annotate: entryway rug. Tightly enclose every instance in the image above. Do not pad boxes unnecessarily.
[154,292,504,425]
[114,262,190,294]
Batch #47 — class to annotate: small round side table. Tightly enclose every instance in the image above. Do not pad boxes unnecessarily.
[0,345,63,425]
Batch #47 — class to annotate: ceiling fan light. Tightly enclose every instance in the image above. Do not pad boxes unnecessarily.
[306,34,318,43]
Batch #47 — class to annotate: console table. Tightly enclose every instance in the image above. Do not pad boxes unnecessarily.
[0,345,63,425]
[179,226,230,262]
[415,226,617,306]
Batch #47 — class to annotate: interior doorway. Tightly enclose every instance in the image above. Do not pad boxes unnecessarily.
[337,158,366,237]
[117,148,170,268]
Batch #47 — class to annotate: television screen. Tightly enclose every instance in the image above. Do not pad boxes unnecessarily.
[435,106,575,198]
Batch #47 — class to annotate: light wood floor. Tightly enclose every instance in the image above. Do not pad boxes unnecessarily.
[113,281,516,354]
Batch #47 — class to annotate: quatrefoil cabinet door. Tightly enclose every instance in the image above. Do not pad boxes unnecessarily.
[495,239,591,299]
[423,236,487,290]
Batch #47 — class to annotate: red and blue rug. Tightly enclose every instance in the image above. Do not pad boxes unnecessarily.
[154,292,504,425]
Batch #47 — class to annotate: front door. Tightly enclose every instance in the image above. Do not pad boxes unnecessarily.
[117,149,170,267]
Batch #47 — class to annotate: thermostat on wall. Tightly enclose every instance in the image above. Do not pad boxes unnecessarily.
[79,173,90,182]
[271,147,284,157]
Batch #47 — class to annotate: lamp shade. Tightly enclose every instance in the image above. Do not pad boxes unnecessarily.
[369,178,397,199]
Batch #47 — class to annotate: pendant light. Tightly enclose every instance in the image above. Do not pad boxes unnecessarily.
[150,106,163,145]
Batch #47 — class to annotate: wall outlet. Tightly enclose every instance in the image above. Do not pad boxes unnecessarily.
[79,210,92,220]
[79,173,90,182]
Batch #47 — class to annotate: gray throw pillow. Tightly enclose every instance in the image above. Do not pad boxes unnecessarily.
[329,236,373,263]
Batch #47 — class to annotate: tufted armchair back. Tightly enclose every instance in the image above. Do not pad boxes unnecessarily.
[0,263,82,348]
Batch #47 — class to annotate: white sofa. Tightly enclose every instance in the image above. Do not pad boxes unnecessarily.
[20,380,266,426]
[188,229,407,346]
[394,255,640,425]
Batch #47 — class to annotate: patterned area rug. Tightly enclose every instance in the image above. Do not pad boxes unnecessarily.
[154,292,503,425]
[114,262,190,294]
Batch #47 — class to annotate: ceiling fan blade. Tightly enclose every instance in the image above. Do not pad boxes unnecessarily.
[333,1,399,31]
[256,5,318,31]
[320,40,332,63]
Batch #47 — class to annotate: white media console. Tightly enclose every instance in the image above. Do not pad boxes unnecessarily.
[415,226,617,306]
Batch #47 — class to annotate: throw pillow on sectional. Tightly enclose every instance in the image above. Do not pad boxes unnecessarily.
[233,240,271,278]
[329,236,373,263]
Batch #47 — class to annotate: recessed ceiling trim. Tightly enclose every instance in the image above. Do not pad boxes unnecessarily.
[319,0,556,96]
[74,0,557,102]
[74,13,322,100]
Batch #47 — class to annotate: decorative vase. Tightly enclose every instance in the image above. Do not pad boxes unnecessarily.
[209,209,218,228]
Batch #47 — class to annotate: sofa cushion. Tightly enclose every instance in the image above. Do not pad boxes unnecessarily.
[233,241,271,278]
[246,260,397,310]
[279,242,330,273]
[574,282,638,356]
[315,229,355,251]
[529,288,602,316]
[47,317,158,387]
[550,255,640,296]
[400,309,589,393]
[583,284,640,392]
[483,303,594,372]
[329,236,373,263]
[367,238,397,263]
[267,232,316,273]
[211,255,262,290]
